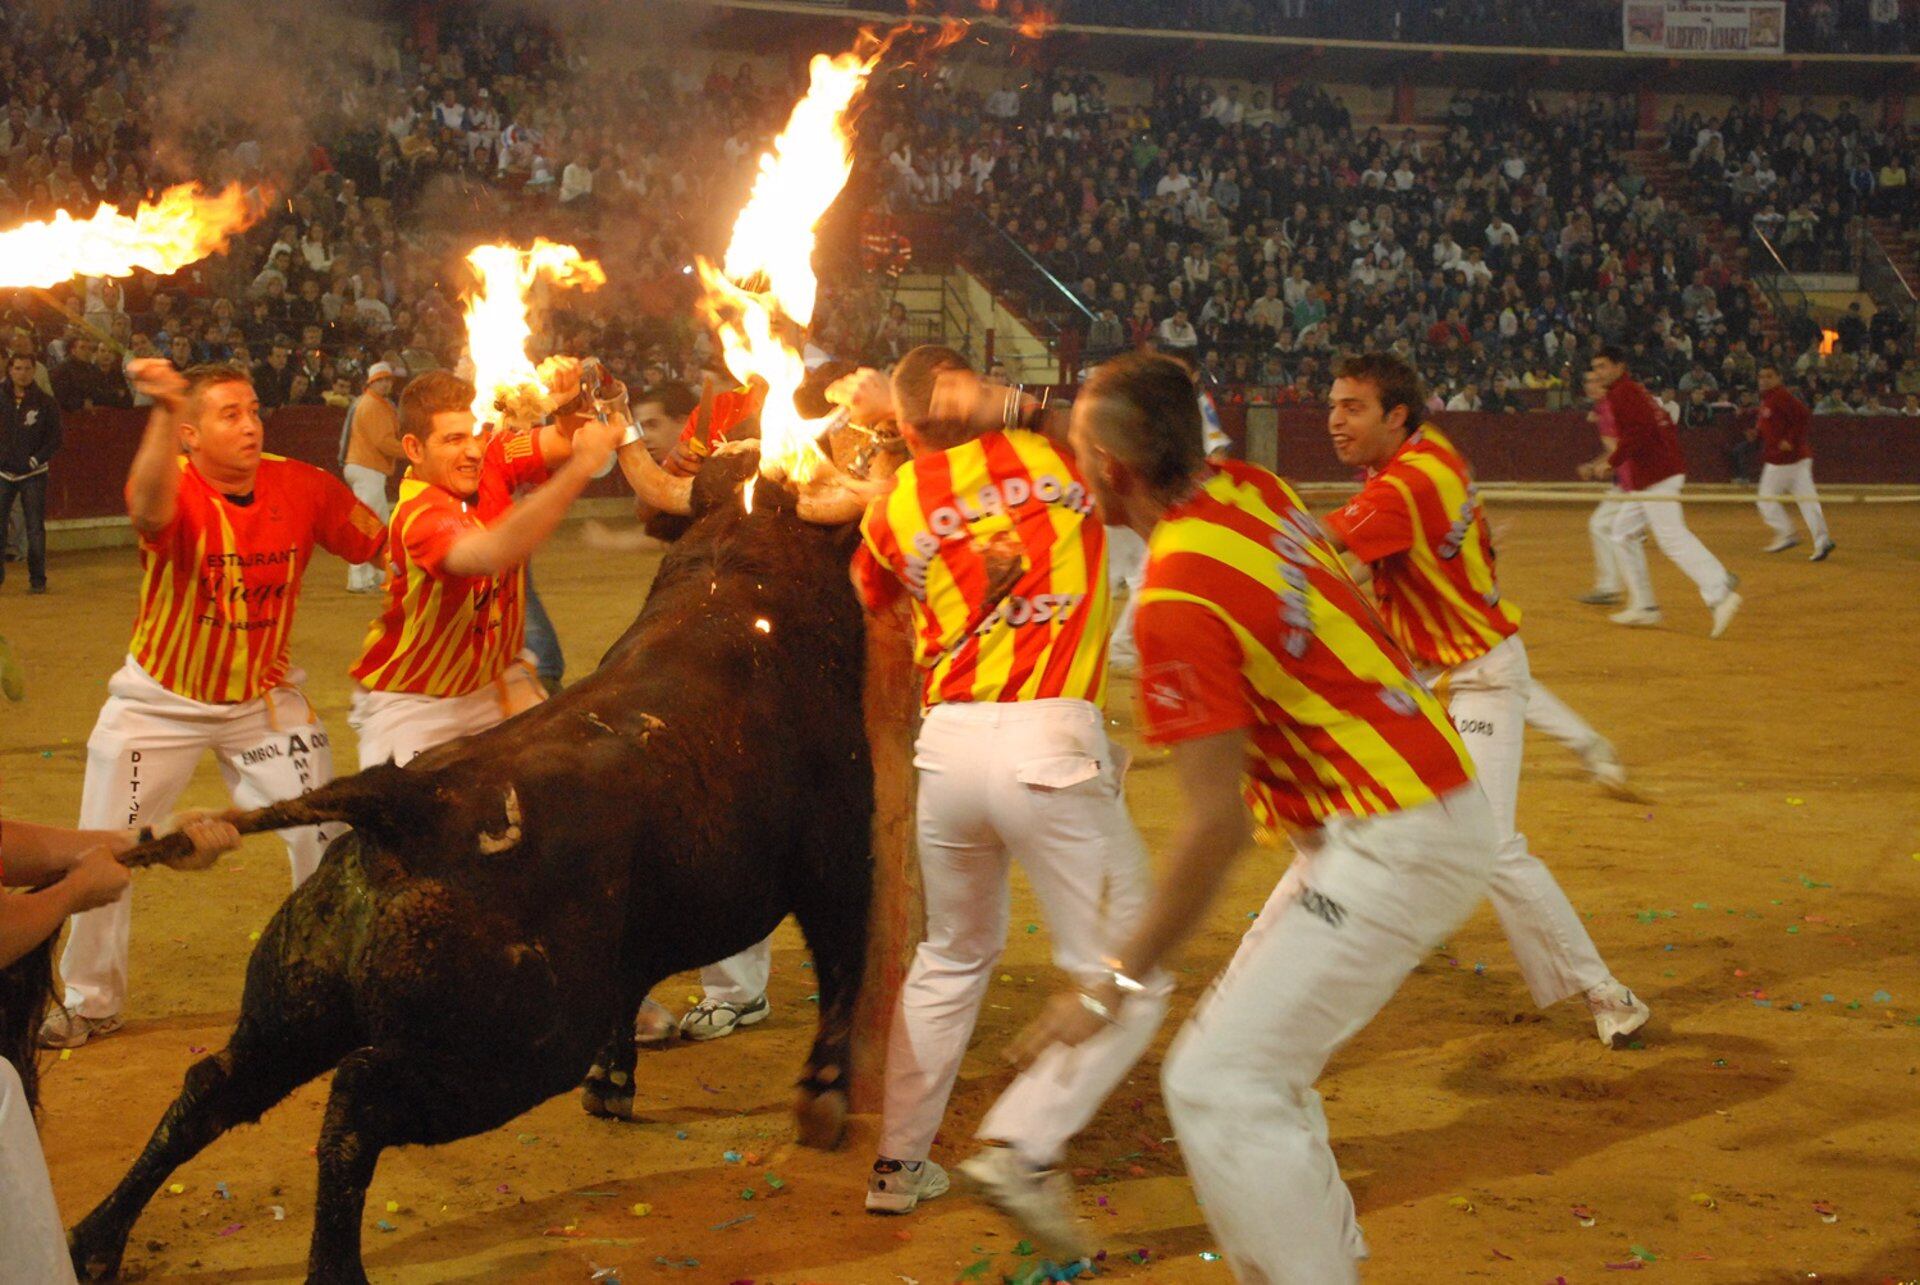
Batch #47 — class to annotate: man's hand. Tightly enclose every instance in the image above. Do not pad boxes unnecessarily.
[827,367,897,426]
[62,846,132,912]
[566,413,624,477]
[541,355,584,407]
[126,358,187,415]
[1006,981,1123,1071]
[150,811,244,871]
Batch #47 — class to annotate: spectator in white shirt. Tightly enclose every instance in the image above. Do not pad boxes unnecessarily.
[431,87,465,134]
[1433,232,1464,269]
[560,155,595,205]
[985,83,1021,120]
[1157,308,1199,350]
[1485,216,1519,248]
[1446,382,1484,411]
[1156,163,1193,199]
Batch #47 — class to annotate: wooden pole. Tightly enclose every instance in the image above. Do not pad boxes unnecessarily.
[851,614,922,1114]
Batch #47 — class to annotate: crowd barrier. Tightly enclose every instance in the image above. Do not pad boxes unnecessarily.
[38,404,1920,523]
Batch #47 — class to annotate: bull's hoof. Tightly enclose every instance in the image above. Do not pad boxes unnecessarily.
[794,1086,848,1150]
[581,1081,635,1121]
[69,1218,128,1280]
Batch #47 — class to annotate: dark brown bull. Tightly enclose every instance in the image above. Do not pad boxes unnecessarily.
[67,450,873,1284]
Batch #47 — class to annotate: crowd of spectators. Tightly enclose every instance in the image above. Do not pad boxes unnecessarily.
[864,65,1920,414]
[1666,95,1917,269]
[878,0,1920,54]
[0,5,897,423]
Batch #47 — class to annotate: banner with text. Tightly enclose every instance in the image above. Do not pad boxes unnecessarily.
[1622,1,1786,54]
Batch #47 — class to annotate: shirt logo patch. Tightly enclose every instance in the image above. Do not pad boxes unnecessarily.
[1140,660,1206,732]
[351,506,384,537]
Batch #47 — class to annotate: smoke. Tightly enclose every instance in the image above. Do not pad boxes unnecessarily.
[143,0,393,189]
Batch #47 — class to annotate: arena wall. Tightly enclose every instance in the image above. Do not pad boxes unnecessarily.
[41,406,1918,524]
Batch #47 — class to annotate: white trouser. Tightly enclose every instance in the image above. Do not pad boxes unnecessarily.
[1435,638,1610,1005]
[1610,475,1733,612]
[350,657,546,769]
[880,699,1171,1168]
[61,659,339,1020]
[342,463,391,592]
[1587,495,1626,594]
[1522,678,1605,760]
[1162,786,1496,1284]
[0,1058,77,1284]
[1757,458,1828,545]
[1104,525,1149,670]
[701,937,772,1004]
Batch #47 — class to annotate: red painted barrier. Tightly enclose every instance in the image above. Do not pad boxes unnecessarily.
[46,407,638,522]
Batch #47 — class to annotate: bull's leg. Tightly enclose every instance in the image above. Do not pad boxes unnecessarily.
[581,973,654,1121]
[69,1028,334,1280]
[787,844,871,1150]
[310,1045,572,1285]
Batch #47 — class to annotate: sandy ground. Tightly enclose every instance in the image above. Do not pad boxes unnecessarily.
[3,501,1917,1285]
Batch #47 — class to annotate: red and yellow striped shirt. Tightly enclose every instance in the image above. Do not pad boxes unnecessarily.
[350,429,550,697]
[1322,426,1521,668]
[1134,460,1474,831]
[853,428,1109,709]
[129,456,384,704]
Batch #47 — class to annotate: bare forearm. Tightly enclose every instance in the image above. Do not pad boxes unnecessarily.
[1109,813,1248,981]
[443,457,597,577]
[0,884,82,967]
[126,406,182,532]
[1,820,125,886]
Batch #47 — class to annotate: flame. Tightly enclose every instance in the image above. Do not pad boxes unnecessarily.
[0,183,262,288]
[461,239,606,429]
[1818,328,1838,357]
[1013,4,1057,38]
[698,47,880,483]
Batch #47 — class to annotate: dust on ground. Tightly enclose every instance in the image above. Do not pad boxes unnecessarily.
[3,504,1917,1282]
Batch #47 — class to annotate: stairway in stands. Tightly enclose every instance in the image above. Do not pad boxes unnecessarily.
[1866,215,1920,295]
[1622,141,1782,350]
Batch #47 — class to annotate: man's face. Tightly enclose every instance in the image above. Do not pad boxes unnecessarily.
[182,379,265,479]
[1757,366,1780,392]
[8,355,33,388]
[632,397,682,461]
[1327,376,1408,469]
[170,336,192,364]
[1590,356,1624,388]
[405,411,485,497]
[369,374,396,399]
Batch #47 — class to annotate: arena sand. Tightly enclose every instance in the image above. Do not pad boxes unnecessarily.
[4,503,1917,1283]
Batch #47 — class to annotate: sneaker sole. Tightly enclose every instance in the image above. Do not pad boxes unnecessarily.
[866,1167,950,1214]
[40,1016,123,1049]
[681,1002,771,1042]
[1601,1006,1652,1048]
[958,1157,1090,1260]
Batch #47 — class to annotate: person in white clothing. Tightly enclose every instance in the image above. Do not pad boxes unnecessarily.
[1754,363,1834,560]
[1575,368,1629,606]
[339,361,403,592]
[44,361,388,1048]
[851,347,1170,1258]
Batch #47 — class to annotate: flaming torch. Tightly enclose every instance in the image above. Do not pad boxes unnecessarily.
[0,183,262,289]
[696,47,881,487]
[460,238,607,432]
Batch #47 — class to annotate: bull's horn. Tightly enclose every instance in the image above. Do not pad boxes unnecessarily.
[616,439,694,516]
[796,481,874,525]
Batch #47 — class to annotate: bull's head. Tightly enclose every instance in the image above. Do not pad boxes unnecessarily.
[623,435,873,527]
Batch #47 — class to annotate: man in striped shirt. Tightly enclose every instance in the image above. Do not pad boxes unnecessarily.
[1319,352,1649,1048]
[852,346,1170,1257]
[45,360,387,1048]
[348,370,619,768]
[1011,352,1497,1282]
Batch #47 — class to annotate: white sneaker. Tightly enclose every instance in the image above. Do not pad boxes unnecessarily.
[39,1006,123,1049]
[1809,538,1836,562]
[635,998,676,1046]
[1580,737,1629,797]
[1709,591,1743,639]
[958,1147,1091,1261]
[1577,589,1623,605]
[865,1157,950,1213]
[678,994,770,1041]
[1762,535,1799,553]
[1609,606,1663,627]
[1586,980,1651,1047]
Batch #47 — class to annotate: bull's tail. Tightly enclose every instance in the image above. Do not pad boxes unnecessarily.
[119,764,432,869]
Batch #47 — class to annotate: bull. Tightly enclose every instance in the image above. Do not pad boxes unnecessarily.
[66,447,876,1284]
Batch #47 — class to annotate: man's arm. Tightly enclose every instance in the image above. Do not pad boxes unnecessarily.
[32,395,61,468]
[441,416,621,577]
[1005,729,1251,1067]
[123,359,189,535]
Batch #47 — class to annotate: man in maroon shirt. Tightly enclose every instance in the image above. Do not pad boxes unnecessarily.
[1589,346,1743,638]
[1755,363,1834,560]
